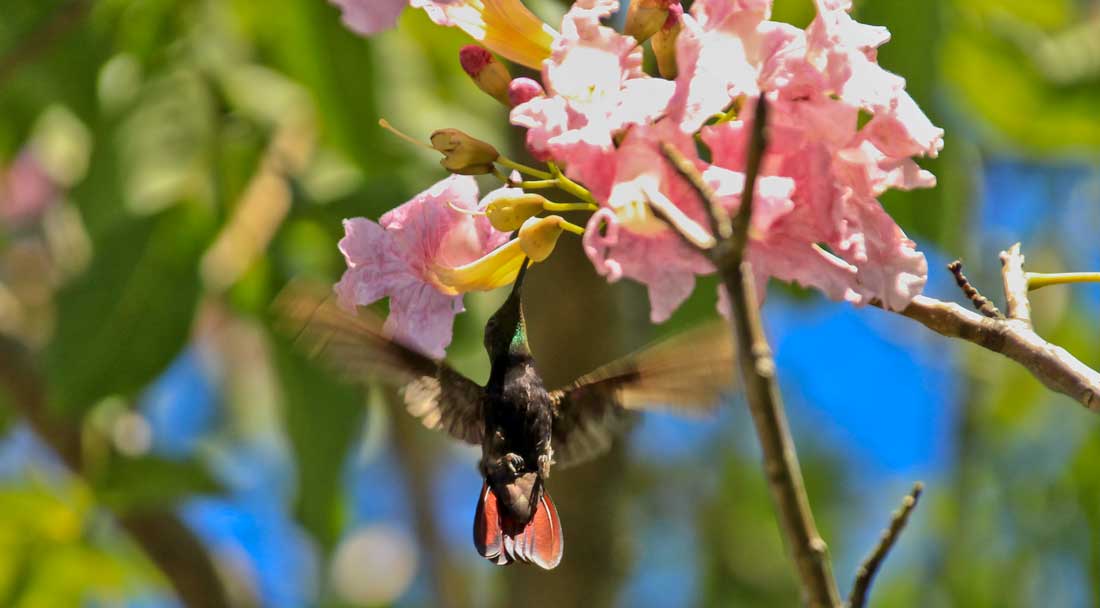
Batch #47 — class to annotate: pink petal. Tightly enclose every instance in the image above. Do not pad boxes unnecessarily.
[335,175,508,357]
[329,0,406,36]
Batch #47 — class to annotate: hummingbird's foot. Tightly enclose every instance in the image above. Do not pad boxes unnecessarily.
[537,453,552,479]
[503,452,526,476]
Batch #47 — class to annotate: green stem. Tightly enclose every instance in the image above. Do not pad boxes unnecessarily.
[557,218,586,236]
[518,179,559,189]
[1027,272,1100,291]
[497,156,552,180]
[544,163,596,205]
[544,201,598,213]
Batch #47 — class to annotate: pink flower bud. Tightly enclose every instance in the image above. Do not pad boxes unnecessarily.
[507,77,544,107]
[459,45,512,106]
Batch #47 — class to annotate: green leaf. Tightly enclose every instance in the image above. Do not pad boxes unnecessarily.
[273,333,364,552]
[92,455,223,512]
[941,3,1100,153]
[45,204,214,413]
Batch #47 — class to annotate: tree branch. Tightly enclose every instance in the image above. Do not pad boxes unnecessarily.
[880,243,1100,413]
[663,98,842,608]
[848,482,924,608]
[0,338,233,608]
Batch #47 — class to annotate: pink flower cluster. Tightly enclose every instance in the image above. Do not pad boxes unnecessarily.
[513,0,942,318]
[333,0,943,357]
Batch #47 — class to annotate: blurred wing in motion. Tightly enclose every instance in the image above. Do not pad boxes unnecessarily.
[274,282,484,445]
[548,322,736,468]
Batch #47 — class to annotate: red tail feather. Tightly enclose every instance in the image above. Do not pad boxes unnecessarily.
[473,482,563,569]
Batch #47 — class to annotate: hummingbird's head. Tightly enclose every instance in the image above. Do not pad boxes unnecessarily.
[484,258,531,360]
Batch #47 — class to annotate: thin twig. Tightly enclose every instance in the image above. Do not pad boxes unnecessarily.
[946,260,1003,318]
[0,339,232,608]
[663,97,842,608]
[1000,243,1032,327]
[848,482,924,608]
[660,141,731,240]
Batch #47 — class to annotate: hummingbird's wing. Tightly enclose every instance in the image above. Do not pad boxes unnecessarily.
[275,283,484,445]
[547,323,736,468]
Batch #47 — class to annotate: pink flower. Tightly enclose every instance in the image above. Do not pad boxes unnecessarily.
[328,0,406,36]
[335,175,509,358]
[0,150,58,228]
[510,0,673,189]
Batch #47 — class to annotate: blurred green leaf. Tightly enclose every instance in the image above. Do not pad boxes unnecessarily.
[941,3,1100,153]
[273,333,364,552]
[45,204,214,413]
[93,454,222,512]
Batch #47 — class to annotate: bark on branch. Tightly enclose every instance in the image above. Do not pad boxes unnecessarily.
[881,244,1100,413]
[848,482,924,608]
[662,98,843,608]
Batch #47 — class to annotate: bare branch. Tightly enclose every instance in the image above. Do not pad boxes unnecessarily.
[947,260,1003,319]
[848,482,924,608]
[883,295,1100,412]
[0,339,233,608]
[663,97,842,608]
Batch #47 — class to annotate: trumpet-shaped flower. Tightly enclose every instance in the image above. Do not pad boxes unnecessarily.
[510,0,674,188]
[412,0,557,69]
[332,0,556,69]
[335,175,509,358]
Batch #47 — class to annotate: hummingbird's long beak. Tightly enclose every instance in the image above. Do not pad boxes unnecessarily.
[511,256,531,296]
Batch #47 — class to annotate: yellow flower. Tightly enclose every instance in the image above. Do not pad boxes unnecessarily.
[413,0,557,69]
[431,215,581,291]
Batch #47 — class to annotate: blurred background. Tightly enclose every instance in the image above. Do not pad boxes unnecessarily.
[0,0,1097,606]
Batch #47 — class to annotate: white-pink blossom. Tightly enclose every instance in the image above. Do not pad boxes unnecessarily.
[335,175,508,358]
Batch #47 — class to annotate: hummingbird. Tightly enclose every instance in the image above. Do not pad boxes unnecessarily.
[278,259,734,569]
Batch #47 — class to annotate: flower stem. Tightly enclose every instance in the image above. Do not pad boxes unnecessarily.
[1026,272,1100,291]
[544,201,598,212]
[497,156,553,180]
[556,218,586,235]
[546,162,597,204]
[518,179,559,189]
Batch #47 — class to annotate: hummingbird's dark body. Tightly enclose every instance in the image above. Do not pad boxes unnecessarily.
[280,259,735,570]
[482,351,553,515]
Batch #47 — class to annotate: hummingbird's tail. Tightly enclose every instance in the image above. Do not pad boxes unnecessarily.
[473,481,563,570]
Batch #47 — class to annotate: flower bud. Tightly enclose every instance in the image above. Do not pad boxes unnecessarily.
[459,45,512,106]
[484,193,548,232]
[624,0,675,43]
[430,129,500,175]
[651,4,683,79]
[518,215,566,262]
[507,77,545,107]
